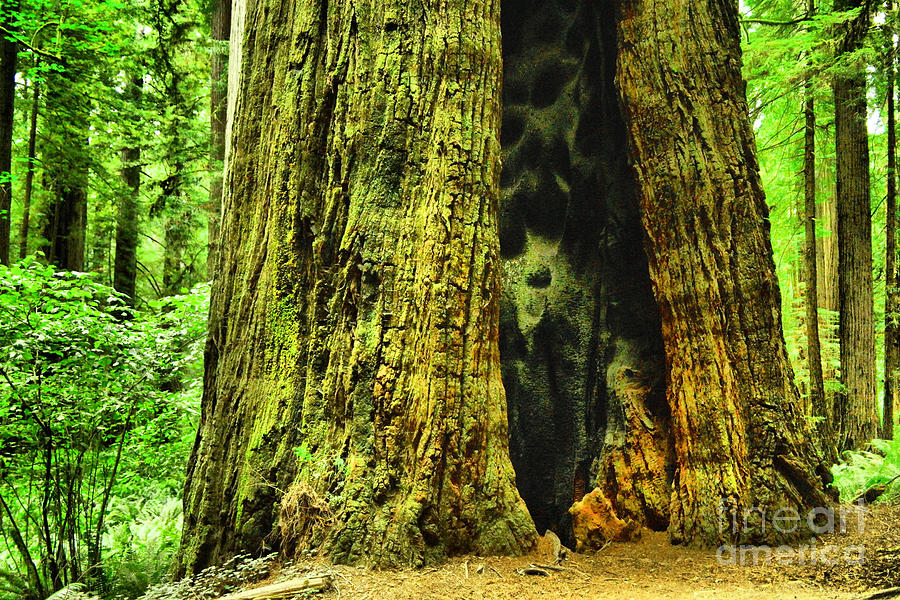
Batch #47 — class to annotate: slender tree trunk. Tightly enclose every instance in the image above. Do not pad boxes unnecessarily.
[114,73,141,303]
[0,0,17,266]
[885,0,898,440]
[177,0,536,574]
[42,58,88,271]
[18,65,38,260]
[834,0,878,451]
[615,0,831,546]
[804,0,830,454]
[207,0,230,275]
[162,78,191,296]
[818,191,840,315]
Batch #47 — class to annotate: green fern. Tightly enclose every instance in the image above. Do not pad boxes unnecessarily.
[832,437,900,503]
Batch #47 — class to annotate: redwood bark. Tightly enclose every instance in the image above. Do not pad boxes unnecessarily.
[177,0,535,573]
[615,0,831,546]
[834,0,878,451]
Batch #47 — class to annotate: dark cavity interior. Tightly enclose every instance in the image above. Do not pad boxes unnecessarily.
[499,0,668,546]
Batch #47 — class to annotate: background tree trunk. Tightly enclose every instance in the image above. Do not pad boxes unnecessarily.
[42,60,88,271]
[0,0,18,266]
[834,0,878,451]
[805,90,830,450]
[804,0,831,455]
[615,0,831,546]
[207,0,229,275]
[114,73,142,303]
[18,63,38,260]
[884,0,898,440]
[177,0,536,574]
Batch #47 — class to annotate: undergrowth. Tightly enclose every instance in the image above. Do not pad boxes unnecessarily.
[832,437,900,502]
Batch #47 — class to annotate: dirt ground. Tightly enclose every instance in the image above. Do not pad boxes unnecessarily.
[242,504,900,600]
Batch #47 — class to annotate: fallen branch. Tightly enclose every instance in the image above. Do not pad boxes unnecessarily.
[219,574,332,600]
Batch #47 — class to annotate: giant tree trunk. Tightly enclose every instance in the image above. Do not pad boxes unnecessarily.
[113,73,142,304]
[614,0,831,546]
[207,0,229,275]
[834,0,878,451]
[0,0,17,266]
[177,0,536,574]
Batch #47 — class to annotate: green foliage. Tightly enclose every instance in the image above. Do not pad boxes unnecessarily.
[6,0,211,297]
[741,0,891,410]
[832,437,900,502]
[104,495,183,598]
[0,257,208,599]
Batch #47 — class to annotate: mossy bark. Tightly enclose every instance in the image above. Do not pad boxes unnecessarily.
[177,0,536,574]
[615,0,832,546]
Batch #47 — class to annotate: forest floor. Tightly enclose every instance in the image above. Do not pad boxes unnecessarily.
[238,504,900,600]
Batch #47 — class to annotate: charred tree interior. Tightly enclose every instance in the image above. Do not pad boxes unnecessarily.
[498,0,670,547]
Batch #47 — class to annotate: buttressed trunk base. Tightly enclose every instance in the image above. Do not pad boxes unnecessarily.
[178,0,535,574]
[177,0,833,572]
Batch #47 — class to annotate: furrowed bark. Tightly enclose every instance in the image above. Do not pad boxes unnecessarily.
[177,0,536,573]
[614,0,831,546]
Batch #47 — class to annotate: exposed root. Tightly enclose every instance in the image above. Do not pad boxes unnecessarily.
[278,482,334,557]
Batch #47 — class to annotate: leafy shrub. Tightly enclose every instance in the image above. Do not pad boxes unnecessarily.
[0,258,208,599]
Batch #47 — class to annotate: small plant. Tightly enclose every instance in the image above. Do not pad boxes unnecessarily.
[138,553,276,600]
[832,437,900,503]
